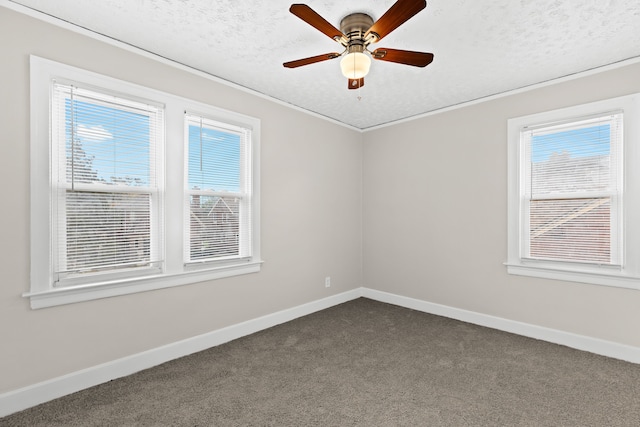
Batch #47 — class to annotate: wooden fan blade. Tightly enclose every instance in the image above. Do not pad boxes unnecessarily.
[283,52,341,68]
[348,78,364,90]
[365,0,427,42]
[372,48,434,67]
[290,4,345,41]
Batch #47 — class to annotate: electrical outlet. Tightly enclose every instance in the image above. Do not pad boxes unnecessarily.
[325,276,331,288]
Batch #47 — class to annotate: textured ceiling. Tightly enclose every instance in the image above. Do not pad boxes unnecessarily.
[8,0,640,129]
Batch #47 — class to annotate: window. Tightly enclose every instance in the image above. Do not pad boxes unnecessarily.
[523,113,622,264]
[29,56,261,308]
[507,93,640,289]
[184,114,253,264]
[51,83,164,287]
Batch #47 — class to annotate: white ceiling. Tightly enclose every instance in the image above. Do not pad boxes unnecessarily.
[9,0,640,130]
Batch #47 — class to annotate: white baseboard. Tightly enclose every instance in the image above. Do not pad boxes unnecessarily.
[4,287,638,418]
[361,287,640,364]
[0,289,361,418]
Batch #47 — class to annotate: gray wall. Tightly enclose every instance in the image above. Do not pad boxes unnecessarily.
[363,62,640,348]
[0,8,363,393]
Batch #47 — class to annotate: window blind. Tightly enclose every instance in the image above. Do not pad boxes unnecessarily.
[51,83,163,280]
[523,113,623,264]
[184,113,252,263]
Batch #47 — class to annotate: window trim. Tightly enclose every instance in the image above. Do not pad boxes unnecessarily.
[28,55,261,309]
[506,93,640,289]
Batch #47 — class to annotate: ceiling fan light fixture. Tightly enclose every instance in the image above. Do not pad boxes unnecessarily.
[284,1,432,89]
[340,51,371,79]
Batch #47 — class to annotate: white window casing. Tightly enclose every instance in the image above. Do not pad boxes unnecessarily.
[506,93,640,289]
[28,56,261,309]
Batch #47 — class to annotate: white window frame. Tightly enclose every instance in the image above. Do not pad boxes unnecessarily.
[506,93,640,289]
[183,113,253,267]
[50,81,166,287]
[28,56,261,309]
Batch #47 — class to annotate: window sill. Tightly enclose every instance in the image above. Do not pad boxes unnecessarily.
[505,261,640,290]
[24,260,263,309]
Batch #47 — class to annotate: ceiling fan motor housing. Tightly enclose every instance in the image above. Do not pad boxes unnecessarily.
[340,13,374,53]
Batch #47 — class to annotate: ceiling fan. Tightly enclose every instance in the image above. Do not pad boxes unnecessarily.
[283,0,434,90]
